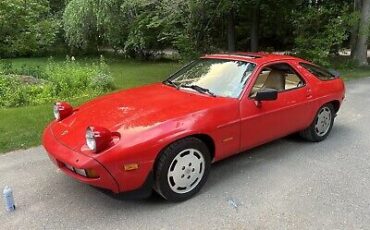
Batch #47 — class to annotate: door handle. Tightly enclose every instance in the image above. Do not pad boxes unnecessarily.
[306,88,313,99]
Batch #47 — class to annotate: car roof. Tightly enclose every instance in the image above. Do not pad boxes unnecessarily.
[202,52,305,65]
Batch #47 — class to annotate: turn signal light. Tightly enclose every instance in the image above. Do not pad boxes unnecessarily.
[64,164,99,178]
[124,163,139,171]
[85,169,99,178]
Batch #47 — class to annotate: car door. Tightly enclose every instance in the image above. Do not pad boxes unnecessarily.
[239,61,314,151]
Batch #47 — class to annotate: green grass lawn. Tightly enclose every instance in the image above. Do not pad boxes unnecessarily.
[340,68,370,81]
[1,56,370,153]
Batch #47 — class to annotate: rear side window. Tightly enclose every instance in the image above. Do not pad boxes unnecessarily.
[300,63,335,81]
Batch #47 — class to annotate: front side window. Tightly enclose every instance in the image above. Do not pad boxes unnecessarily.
[167,59,256,98]
[250,63,305,97]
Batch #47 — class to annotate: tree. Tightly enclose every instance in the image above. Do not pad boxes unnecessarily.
[159,0,225,59]
[293,2,353,65]
[63,0,102,52]
[121,0,170,58]
[352,0,370,66]
[0,0,60,57]
[227,9,236,52]
[63,0,128,53]
[350,0,361,57]
[0,0,361,62]
[250,1,260,52]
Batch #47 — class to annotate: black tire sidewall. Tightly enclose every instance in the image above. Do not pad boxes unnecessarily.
[310,104,335,141]
[155,138,211,202]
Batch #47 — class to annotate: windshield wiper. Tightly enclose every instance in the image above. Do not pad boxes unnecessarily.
[163,79,179,89]
[181,84,216,97]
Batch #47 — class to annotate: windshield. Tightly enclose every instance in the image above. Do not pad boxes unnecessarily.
[167,59,256,98]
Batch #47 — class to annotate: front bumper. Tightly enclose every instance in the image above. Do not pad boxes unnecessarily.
[42,125,120,193]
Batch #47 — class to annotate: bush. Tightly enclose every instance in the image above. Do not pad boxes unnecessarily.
[0,58,114,108]
[0,75,28,107]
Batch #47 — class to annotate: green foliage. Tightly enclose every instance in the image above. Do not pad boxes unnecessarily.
[0,0,60,58]
[0,75,27,107]
[63,0,99,50]
[158,0,224,59]
[60,0,359,64]
[63,0,128,52]
[292,3,355,66]
[122,0,169,58]
[0,0,362,64]
[62,0,227,59]
[0,58,113,108]
[1,61,47,79]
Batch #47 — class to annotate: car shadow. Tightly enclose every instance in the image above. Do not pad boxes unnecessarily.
[203,123,351,192]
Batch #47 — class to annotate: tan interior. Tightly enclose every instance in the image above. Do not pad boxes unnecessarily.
[261,70,285,91]
[250,68,304,97]
[251,70,285,96]
[285,74,303,89]
[250,71,269,96]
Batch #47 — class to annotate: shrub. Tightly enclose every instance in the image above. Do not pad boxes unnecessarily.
[0,75,28,107]
[0,58,114,108]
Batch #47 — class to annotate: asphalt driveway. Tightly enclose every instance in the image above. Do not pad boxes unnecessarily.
[1,78,370,229]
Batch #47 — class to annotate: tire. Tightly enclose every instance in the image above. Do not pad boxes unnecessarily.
[300,103,335,142]
[154,137,211,202]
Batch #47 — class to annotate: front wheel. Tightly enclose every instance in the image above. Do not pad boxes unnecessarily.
[300,103,335,142]
[154,137,211,202]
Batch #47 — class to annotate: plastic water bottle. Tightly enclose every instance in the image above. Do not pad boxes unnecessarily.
[3,186,15,212]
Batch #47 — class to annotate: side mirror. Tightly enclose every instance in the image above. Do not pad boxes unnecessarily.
[255,88,278,102]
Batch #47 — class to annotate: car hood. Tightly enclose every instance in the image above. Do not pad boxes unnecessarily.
[51,83,235,150]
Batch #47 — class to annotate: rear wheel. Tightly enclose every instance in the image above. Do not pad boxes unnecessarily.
[154,137,211,202]
[300,103,335,142]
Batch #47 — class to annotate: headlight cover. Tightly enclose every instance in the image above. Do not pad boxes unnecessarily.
[53,102,73,121]
[53,104,60,120]
[85,126,113,153]
[86,127,97,152]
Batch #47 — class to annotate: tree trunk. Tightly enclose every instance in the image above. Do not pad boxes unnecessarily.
[352,0,370,66]
[251,3,260,52]
[350,0,362,58]
[227,10,236,52]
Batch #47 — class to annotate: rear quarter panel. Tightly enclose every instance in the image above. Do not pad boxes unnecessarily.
[294,60,345,117]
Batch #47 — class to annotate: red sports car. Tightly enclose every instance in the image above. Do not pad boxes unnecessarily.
[43,53,345,201]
